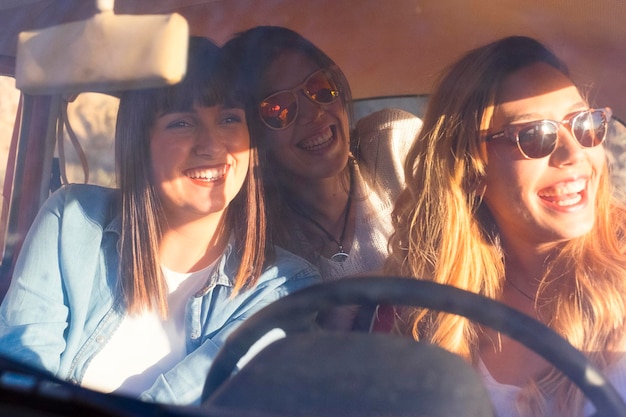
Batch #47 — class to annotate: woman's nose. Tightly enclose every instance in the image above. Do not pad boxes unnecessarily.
[550,125,587,166]
[297,91,324,124]
[193,126,224,157]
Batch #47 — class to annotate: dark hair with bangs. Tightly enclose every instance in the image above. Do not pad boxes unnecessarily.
[130,36,244,133]
[115,36,271,316]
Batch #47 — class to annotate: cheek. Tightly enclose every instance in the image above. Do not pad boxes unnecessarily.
[148,143,164,180]
[231,132,251,170]
[587,146,607,195]
[234,147,251,171]
[150,141,181,167]
[589,145,607,172]
[484,149,517,192]
[148,135,191,185]
[231,130,251,153]
[331,101,349,128]
[483,156,542,216]
[262,128,293,155]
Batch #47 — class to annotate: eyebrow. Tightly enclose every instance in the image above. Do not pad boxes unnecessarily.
[156,104,244,118]
[157,109,195,118]
[157,102,207,117]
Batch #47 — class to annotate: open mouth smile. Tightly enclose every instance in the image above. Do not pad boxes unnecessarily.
[297,126,335,151]
[184,165,229,182]
[537,178,587,208]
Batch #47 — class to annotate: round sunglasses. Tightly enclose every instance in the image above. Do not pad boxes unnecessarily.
[485,108,612,159]
[259,68,340,130]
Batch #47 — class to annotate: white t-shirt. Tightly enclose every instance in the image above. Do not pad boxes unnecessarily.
[81,262,214,396]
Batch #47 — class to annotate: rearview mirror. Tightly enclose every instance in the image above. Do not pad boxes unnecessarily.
[15,9,189,95]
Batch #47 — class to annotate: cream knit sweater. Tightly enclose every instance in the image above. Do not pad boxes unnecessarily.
[309,108,422,280]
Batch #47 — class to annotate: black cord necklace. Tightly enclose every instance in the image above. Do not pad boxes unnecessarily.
[505,276,536,301]
[287,164,354,263]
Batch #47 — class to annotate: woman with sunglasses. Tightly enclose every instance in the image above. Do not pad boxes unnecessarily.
[0,37,320,405]
[385,35,626,416]
[221,27,421,329]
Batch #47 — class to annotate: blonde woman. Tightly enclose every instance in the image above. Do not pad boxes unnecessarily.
[386,36,626,416]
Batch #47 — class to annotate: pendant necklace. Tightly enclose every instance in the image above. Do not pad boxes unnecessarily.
[287,165,354,262]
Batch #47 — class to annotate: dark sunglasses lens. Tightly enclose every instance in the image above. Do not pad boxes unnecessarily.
[260,93,297,129]
[572,110,607,148]
[306,71,339,104]
[518,122,558,158]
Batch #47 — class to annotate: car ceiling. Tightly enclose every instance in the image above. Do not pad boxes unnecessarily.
[0,0,624,119]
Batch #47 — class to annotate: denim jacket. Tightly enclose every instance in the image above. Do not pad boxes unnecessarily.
[0,184,321,405]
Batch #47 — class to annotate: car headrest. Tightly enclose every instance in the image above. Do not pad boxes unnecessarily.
[352,108,422,206]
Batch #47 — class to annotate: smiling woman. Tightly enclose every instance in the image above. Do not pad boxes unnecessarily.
[1,0,626,290]
[220,26,423,331]
[0,1,626,415]
[0,35,320,405]
[385,35,626,417]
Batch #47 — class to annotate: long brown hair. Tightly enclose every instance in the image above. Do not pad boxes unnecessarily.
[222,26,354,261]
[385,36,626,416]
[115,36,272,317]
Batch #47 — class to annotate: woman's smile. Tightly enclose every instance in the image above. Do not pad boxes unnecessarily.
[184,164,229,185]
[536,178,587,210]
[296,125,336,151]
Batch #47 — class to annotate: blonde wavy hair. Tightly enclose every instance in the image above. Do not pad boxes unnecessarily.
[385,36,626,416]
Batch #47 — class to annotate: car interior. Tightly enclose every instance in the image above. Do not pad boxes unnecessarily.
[0,1,625,416]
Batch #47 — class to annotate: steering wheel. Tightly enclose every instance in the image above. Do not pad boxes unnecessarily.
[201,276,626,417]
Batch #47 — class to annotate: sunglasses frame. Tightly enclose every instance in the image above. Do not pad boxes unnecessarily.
[485,108,612,159]
[258,67,341,130]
